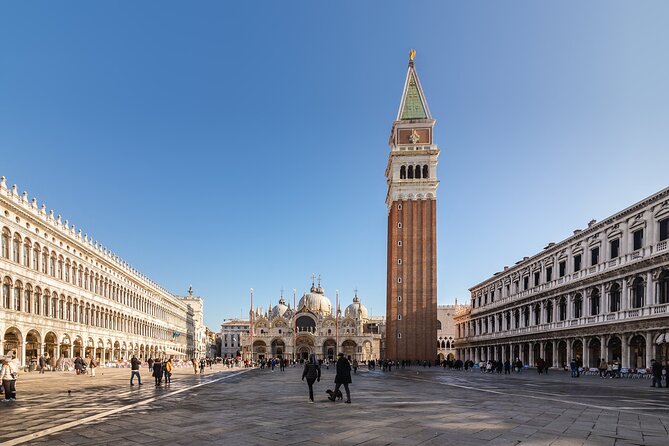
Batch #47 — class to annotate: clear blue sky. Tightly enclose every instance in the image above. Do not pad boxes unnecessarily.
[2,1,668,329]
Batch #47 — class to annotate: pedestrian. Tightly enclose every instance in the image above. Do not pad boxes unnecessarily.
[199,357,206,374]
[89,355,97,377]
[650,359,663,388]
[280,358,286,372]
[164,358,173,384]
[153,358,163,386]
[38,354,46,374]
[1,356,18,401]
[504,359,511,374]
[301,354,321,403]
[74,355,83,375]
[130,355,142,386]
[329,352,351,404]
[352,359,358,375]
[599,359,607,378]
[192,358,198,374]
[570,358,578,378]
[147,357,154,371]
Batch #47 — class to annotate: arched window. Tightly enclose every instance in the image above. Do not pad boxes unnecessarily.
[534,304,541,325]
[423,165,429,178]
[13,281,22,311]
[632,277,645,308]
[407,165,414,179]
[12,233,21,263]
[609,283,621,312]
[400,166,406,179]
[523,307,530,326]
[34,287,41,315]
[2,277,10,308]
[590,289,600,315]
[57,256,63,280]
[505,311,511,329]
[33,243,40,270]
[558,297,567,321]
[659,271,669,305]
[573,294,583,318]
[1,228,9,258]
[415,165,421,179]
[49,252,56,276]
[24,284,32,313]
[43,289,50,316]
[42,248,48,274]
[23,238,31,267]
[545,300,553,323]
[514,309,520,329]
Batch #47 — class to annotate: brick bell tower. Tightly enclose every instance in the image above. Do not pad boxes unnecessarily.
[385,50,439,362]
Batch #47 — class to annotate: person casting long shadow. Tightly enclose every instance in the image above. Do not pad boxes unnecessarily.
[330,352,351,403]
[302,354,321,403]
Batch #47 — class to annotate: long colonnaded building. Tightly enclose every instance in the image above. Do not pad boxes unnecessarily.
[0,176,206,367]
[454,187,669,370]
[385,51,440,362]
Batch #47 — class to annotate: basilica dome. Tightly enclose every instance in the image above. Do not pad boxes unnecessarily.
[344,293,368,319]
[271,297,289,318]
[298,284,332,315]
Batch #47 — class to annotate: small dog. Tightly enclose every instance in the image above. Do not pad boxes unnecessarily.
[326,389,343,401]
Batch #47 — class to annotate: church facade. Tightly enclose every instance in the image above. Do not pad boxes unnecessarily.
[385,52,440,361]
[241,279,385,362]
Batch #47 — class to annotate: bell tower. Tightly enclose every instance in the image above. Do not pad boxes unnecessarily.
[385,50,439,362]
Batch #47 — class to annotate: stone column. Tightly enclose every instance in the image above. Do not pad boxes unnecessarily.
[647,272,654,307]
[622,278,629,310]
[540,342,545,360]
[621,333,629,369]
[566,338,572,362]
[600,335,607,363]
[20,340,27,368]
[552,340,558,367]
[646,331,654,369]
[566,294,573,320]
[582,337,589,368]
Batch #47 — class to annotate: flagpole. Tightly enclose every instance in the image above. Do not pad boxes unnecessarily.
[336,289,339,358]
[250,288,254,364]
[293,288,297,362]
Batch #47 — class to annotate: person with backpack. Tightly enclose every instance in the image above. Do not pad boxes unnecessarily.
[130,355,142,386]
[301,354,321,403]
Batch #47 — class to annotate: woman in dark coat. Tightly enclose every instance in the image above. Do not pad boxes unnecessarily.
[331,352,351,403]
[301,354,321,403]
[152,359,163,386]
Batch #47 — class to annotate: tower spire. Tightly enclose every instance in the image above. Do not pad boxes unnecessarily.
[397,50,431,121]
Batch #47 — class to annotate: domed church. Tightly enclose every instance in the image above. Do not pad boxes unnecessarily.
[242,277,385,362]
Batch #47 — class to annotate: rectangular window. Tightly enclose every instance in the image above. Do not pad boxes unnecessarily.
[397,222,402,229]
[574,254,582,272]
[591,247,599,265]
[559,261,566,278]
[546,266,553,282]
[533,272,540,287]
[523,276,529,290]
[633,229,643,250]
[660,218,669,241]
[397,259,402,265]
[610,239,620,259]
[397,240,402,246]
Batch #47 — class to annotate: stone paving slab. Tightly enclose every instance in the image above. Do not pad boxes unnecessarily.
[2,365,669,445]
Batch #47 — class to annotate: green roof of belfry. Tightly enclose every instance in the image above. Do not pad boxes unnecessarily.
[400,72,427,120]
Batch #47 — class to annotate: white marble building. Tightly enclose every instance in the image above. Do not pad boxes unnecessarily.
[241,279,385,362]
[0,176,204,367]
[455,187,669,370]
[220,319,249,358]
[437,303,468,361]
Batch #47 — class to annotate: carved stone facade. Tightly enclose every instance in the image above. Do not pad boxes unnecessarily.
[0,176,204,367]
[437,304,469,361]
[455,187,669,369]
[240,281,385,362]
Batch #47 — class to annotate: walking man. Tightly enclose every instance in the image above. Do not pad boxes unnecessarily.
[130,355,142,386]
[330,352,351,404]
[38,354,46,374]
[650,359,663,388]
[301,354,321,403]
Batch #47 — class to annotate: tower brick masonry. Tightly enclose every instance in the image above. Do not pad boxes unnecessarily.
[385,52,440,361]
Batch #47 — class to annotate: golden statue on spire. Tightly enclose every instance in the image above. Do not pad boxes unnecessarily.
[409,49,416,61]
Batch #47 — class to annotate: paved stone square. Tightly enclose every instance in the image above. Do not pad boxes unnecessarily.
[1,364,669,445]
